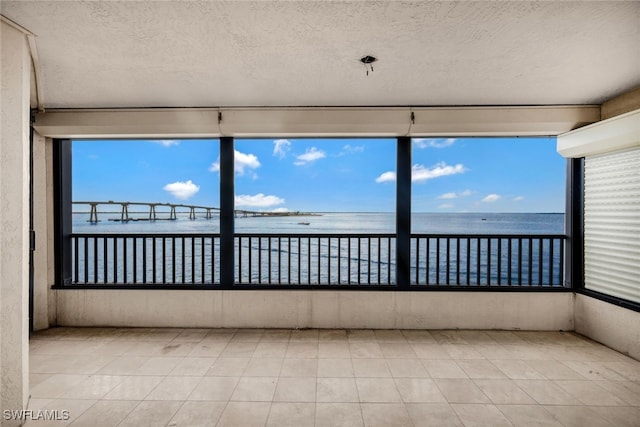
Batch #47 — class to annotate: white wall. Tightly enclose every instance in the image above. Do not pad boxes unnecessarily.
[54,289,640,361]
[574,294,640,360]
[55,290,574,331]
[1,21,31,425]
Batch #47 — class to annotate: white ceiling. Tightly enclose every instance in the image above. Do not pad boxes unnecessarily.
[2,1,639,109]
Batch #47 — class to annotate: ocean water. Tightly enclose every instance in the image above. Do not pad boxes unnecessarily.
[71,212,565,286]
[73,212,564,235]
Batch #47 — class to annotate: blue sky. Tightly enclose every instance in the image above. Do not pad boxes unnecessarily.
[72,136,565,212]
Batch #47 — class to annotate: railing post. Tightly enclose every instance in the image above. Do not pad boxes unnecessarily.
[565,157,584,289]
[220,136,235,288]
[53,139,73,286]
[396,136,412,289]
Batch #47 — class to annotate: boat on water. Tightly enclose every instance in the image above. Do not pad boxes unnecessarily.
[298,222,310,225]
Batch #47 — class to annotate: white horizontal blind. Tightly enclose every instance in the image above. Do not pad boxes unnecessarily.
[584,147,640,303]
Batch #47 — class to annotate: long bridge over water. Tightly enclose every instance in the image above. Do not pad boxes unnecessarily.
[72,201,314,223]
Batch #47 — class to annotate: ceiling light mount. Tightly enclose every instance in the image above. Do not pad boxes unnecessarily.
[360,55,377,76]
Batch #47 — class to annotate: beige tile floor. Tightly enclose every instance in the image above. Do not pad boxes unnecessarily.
[25,328,640,427]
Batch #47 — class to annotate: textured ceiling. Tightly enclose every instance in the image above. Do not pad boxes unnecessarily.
[2,1,639,109]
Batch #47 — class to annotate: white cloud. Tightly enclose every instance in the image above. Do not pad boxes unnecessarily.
[438,192,457,199]
[153,140,180,147]
[413,138,456,149]
[338,144,365,156]
[412,162,466,183]
[514,196,525,201]
[375,162,465,184]
[294,147,326,165]
[235,193,284,207]
[271,207,290,213]
[375,171,396,183]
[210,150,261,176]
[273,139,291,158]
[482,194,501,203]
[437,189,473,199]
[234,151,261,175]
[163,180,199,200]
[438,203,455,209]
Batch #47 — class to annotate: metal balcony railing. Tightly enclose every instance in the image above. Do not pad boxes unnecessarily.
[235,234,395,285]
[70,233,566,288]
[72,233,221,285]
[412,234,565,287]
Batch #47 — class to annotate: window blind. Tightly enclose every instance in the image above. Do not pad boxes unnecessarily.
[584,147,640,303]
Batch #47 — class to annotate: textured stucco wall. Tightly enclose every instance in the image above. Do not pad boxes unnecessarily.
[1,20,31,425]
[2,2,639,108]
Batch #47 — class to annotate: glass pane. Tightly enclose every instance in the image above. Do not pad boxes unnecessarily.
[71,139,220,285]
[231,138,396,285]
[72,139,220,232]
[411,137,565,234]
[233,138,396,233]
[409,137,566,286]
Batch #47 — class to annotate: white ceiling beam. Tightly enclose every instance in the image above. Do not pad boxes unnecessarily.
[219,108,410,138]
[410,106,600,136]
[601,86,640,121]
[33,109,221,139]
[33,106,600,139]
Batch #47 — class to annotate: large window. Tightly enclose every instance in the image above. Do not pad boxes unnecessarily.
[62,136,568,287]
[70,139,220,285]
[230,138,396,284]
[409,137,566,285]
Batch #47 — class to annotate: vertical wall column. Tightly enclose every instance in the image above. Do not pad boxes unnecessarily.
[564,157,584,289]
[220,137,235,287]
[0,21,31,424]
[29,115,35,334]
[53,139,72,286]
[396,137,412,289]
[32,132,51,330]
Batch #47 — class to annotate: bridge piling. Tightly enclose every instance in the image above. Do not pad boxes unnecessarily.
[120,203,130,222]
[89,203,98,223]
[74,201,311,222]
